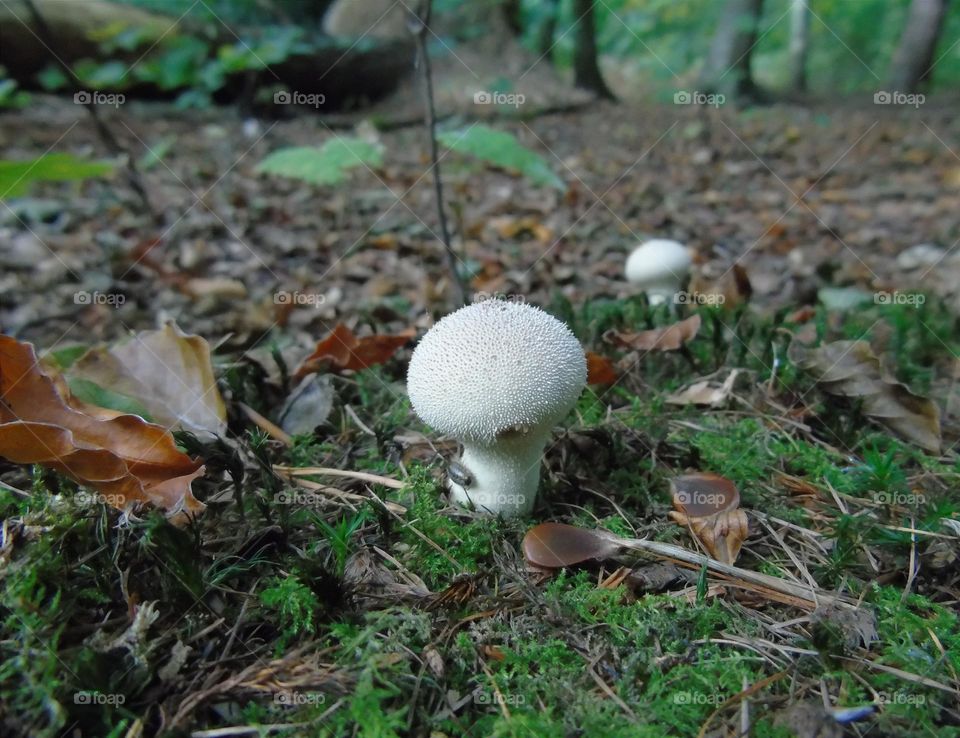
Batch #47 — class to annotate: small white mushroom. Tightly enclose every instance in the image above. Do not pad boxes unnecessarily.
[407,300,587,517]
[625,239,692,305]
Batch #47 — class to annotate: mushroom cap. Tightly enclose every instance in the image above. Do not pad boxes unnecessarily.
[625,239,692,285]
[407,300,587,444]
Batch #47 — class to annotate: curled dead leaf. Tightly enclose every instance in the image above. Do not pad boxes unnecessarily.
[789,339,941,452]
[604,314,701,352]
[669,509,749,565]
[666,370,739,406]
[294,323,414,379]
[0,335,205,519]
[69,322,227,440]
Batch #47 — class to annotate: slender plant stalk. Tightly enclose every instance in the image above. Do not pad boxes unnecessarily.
[614,534,852,608]
[410,0,468,308]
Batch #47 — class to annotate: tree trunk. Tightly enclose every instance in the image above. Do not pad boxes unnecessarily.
[888,0,949,92]
[501,0,523,35]
[787,0,810,93]
[572,0,616,100]
[536,0,560,59]
[701,0,764,100]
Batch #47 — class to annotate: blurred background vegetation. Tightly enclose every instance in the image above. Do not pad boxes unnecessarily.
[2,0,958,113]
[108,0,960,93]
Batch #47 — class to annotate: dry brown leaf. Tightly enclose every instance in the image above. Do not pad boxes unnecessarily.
[0,335,205,518]
[585,351,617,385]
[789,339,941,452]
[688,264,752,310]
[69,322,227,440]
[604,314,701,352]
[774,703,844,738]
[672,510,749,565]
[294,324,414,379]
[488,215,553,244]
[810,602,878,649]
[180,277,247,300]
[666,370,739,406]
[669,473,748,565]
[784,306,816,324]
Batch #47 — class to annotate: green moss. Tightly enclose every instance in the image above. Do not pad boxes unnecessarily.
[393,466,505,589]
[6,288,960,737]
[815,586,960,736]
[260,573,321,652]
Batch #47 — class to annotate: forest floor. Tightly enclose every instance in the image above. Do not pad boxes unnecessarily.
[1,95,960,737]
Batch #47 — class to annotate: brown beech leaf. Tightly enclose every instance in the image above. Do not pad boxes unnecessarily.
[789,339,941,452]
[671,510,749,565]
[585,351,617,385]
[294,324,414,379]
[604,314,701,352]
[0,335,205,518]
[669,473,748,565]
[68,322,227,440]
[688,264,752,310]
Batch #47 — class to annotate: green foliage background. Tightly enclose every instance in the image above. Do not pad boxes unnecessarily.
[7,0,956,104]
[524,0,960,93]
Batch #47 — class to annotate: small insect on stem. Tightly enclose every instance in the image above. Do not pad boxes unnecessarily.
[447,460,473,488]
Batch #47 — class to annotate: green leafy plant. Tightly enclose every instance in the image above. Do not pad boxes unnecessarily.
[0,154,114,199]
[65,378,154,420]
[256,138,385,186]
[311,510,369,577]
[0,67,29,109]
[438,124,565,189]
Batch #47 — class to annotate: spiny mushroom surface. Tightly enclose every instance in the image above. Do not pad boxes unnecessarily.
[625,239,692,305]
[407,300,586,517]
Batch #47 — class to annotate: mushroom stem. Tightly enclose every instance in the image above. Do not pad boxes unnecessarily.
[646,287,674,306]
[449,431,548,517]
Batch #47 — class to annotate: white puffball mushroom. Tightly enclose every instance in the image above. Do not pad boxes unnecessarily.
[625,239,692,305]
[407,300,587,517]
